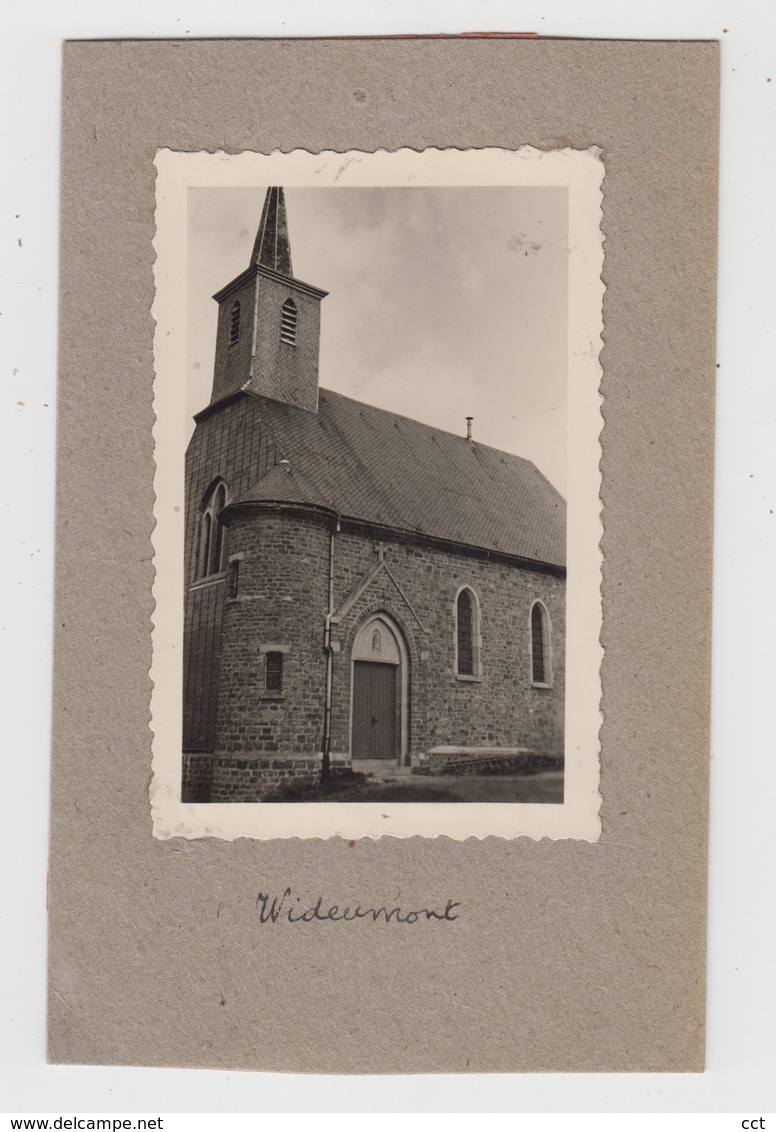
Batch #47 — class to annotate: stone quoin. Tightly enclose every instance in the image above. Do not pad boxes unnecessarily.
[182,187,566,803]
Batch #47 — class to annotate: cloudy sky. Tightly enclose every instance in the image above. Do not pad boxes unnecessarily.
[187,186,568,494]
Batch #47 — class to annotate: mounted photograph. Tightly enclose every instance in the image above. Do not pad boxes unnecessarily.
[151,148,603,841]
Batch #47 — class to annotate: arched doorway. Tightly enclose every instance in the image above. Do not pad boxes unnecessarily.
[350,614,408,765]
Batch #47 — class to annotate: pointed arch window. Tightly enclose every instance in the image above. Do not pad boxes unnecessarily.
[280,298,298,345]
[229,300,241,346]
[530,601,552,687]
[455,587,482,679]
[196,480,230,579]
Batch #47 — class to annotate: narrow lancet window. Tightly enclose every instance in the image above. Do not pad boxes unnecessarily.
[195,480,229,580]
[531,601,551,685]
[210,483,227,575]
[197,513,212,579]
[456,590,474,676]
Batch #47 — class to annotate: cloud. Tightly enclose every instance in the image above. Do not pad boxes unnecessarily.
[187,186,568,493]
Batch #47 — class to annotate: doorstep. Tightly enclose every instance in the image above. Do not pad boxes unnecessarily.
[351,759,413,780]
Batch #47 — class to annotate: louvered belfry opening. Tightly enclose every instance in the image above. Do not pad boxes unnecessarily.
[280,298,298,345]
[229,300,241,346]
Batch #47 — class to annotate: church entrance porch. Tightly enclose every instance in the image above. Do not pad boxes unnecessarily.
[349,613,409,766]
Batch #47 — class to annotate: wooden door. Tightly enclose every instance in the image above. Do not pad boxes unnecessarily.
[352,661,397,760]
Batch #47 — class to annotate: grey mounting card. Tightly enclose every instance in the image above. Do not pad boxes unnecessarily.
[50,38,717,1072]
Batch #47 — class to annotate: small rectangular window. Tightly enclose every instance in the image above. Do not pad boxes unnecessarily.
[227,559,240,598]
[265,651,283,692]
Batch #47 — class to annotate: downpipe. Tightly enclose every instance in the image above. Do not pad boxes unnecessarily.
[321,517,340,780]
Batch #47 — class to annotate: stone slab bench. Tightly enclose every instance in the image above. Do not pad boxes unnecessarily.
[413,746,563,777]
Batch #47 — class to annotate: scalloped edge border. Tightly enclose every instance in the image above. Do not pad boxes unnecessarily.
[149,147,603,842]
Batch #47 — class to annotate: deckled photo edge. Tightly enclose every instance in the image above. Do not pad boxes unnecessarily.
[149,147,604,842]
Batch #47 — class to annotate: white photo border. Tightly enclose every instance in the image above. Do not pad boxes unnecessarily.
[150,147,603,841]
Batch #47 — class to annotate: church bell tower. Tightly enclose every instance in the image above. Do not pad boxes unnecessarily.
[208,187,328,414]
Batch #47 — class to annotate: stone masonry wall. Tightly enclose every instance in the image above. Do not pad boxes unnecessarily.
[183,579,225,751]
[184,395,279,587]
[329,526,566,761]
[181,753,214,803]
[206,508,565,801]
[210,756,320,803]
[182,394,280,755]
[213,508,331,756]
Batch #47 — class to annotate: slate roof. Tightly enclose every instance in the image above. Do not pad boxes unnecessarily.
[233,388,566,569]
[250,186,293,276]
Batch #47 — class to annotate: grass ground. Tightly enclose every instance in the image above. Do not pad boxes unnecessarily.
[264,769,564,804]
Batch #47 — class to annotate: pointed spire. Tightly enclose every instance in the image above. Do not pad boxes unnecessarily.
[251,187,293,276]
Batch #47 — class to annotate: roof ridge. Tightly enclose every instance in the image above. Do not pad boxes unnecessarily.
[248,385,555,482]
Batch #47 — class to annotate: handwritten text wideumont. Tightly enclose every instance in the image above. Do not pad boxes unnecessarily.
[257,887,460,925]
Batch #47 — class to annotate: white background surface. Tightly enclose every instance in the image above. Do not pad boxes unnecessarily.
[1,0,774,1114]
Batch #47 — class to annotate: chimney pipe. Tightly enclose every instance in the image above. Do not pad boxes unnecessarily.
[466,416,473,441]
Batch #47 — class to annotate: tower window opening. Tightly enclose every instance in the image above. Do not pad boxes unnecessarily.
[227,558,240,599]
[265,651,284,692]
[229,300,241,346]
[280,298,298,345]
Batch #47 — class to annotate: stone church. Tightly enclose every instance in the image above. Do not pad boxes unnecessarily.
[182,187,566,803]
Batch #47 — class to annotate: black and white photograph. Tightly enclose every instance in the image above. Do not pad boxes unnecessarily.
[151,147,603,840]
